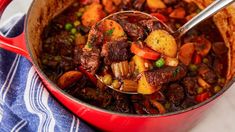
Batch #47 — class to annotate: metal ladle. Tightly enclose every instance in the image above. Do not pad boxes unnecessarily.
[92,0,235,94]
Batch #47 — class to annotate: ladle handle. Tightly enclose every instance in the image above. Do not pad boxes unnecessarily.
[176,0,235,37]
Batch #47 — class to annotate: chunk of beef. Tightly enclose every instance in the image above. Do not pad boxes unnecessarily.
[212,42,228,56]
[118,19,146,41]
[144,64,187,87]
[80,48,100,74]
[107,90,132,113]
[131,95,158,114]
[133,0,146,10]
[73,45,82,65]
[88,28,104,46]
[133,103,147,114]
[138,19,166,33]
[186,2,199,14]
[163,0,177,5]
[101,40,131,65]
[198,64,218,84]
[43,31,73,55]
[142,99,159,114]
[76,87,112,107]
[120,0,133,10]
[213,58,224,75]
[166,84,185,106]
[181,98,197,109]
[182,77,197,95]
[59,56,75,71]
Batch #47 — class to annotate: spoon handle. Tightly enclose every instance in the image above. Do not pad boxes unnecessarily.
[176,0,235,37]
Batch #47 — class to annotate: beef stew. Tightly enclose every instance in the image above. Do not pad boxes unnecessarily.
[40,0,228,114]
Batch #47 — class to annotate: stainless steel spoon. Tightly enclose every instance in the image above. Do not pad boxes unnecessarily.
[93,0,235,94]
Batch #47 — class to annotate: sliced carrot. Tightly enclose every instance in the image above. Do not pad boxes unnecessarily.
[151,13,167,22]
[58,71,83,89]
[169,7,186,19]
[195,92,210,103]
[178,43,195,65]
[194,36,212,56]
[193,53,202,64]
[131,42,161,60]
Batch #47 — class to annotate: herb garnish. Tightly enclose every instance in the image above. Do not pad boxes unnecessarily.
[173,67,180,77]
[106,28,114,36]
[87,42,92,48]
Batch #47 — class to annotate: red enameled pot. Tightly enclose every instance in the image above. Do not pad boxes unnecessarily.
[0,0,234,131]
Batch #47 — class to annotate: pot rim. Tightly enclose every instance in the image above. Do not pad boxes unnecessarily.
[25,0,235,118]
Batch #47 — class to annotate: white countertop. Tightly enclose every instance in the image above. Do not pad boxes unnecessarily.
[1,1,235,131]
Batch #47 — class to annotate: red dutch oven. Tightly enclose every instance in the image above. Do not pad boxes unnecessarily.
[0,0,235,131]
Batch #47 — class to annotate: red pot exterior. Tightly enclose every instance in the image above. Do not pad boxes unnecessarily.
[36,68,219,132]
[0,0,230,132]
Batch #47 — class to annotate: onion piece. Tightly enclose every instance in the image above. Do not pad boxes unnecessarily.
[150,100,166,114]
[111,61,130,78]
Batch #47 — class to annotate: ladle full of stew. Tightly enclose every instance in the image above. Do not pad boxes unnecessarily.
[82,0,234,94]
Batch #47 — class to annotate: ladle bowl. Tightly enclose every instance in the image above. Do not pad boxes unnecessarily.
[88,0,235,95]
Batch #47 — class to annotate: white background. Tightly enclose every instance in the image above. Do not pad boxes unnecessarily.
[1,0,235,131]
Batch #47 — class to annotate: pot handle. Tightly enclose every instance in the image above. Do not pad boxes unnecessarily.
[0,33,30,59]
[0,0,31,60]
[0,0,12,18]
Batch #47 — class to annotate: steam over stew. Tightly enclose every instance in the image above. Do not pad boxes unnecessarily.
[41,0,228,114]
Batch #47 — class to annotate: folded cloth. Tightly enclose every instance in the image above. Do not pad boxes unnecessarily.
[0,16,94,132]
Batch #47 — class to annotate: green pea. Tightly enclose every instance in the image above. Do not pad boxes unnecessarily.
[103,74,113,85]
[76,12,83,17]
[70,28,77,34]
[65,23,73,31]
[79,8,85,13]
[73,20,81,27]
[218,78,225,84]
[54,56,61,61]
[112,80,121,89]
[165,102,171,109]
[203,58,209,64]
[42,59,48,64]
[189,64,198,72]
[175,23,181,28]
[197,87,204,94]
[155,58,165,68]
[214,86,221,93]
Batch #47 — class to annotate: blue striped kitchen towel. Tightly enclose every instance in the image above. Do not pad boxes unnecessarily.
[0,15,94,132]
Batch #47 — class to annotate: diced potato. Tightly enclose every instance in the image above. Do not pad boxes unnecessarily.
[133,55,152,73]
[194,36,212,56]
[147,0,166,12]
[101,19,126,40]
[121,80,138,92]
[198,77,211,89]
[169,7,186,19]
[82,3,106,27]
[178,43,195,65]
[145,30,177,57]
[58,71,83,89]
[138,75,159,94]
[102,0,121,13]
[164,56,179,66]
